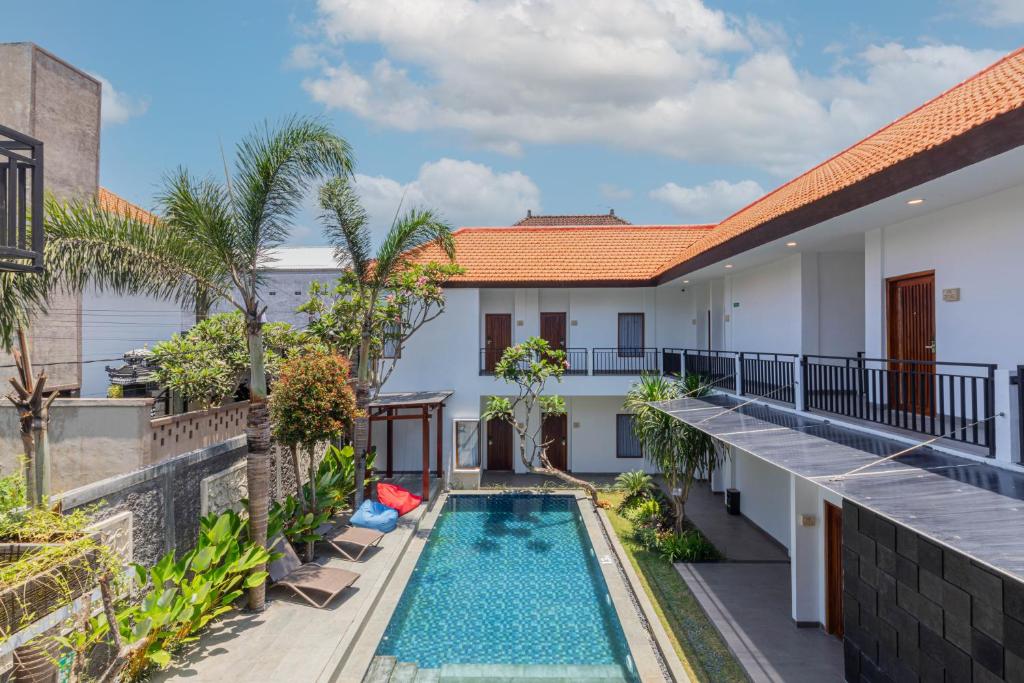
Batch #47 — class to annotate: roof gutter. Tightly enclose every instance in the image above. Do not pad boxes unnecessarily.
[656,105,1024,285]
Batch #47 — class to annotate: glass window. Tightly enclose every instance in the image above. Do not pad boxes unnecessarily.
[617,313,644,357]
[616,414,643,458]
[455,419,481,469]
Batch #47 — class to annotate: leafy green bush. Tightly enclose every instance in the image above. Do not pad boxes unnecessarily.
[614,470,655,511]
[69,509,271,679]
[657,530,720,563]
[632,525,659,551]
[624,498,663,527]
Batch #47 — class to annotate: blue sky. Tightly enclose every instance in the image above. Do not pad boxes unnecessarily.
[4,1,1022,245]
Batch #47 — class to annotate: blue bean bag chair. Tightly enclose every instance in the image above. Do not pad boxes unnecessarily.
[350,499,398,533]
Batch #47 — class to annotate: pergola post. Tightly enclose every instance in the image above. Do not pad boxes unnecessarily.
[421,406,430,500]
[386,408,394,479]
[436,403,444,478]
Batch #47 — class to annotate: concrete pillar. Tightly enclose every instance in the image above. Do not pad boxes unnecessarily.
[994,369,1014,463]
[789,473,822,624]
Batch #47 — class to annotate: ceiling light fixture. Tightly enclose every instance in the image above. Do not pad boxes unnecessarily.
[725,264,734,269]
[785,241,798,247]
[682,280,690,284]
[907,198,925,206]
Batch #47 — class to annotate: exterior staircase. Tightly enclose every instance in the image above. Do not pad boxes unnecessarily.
[364,656,631,682]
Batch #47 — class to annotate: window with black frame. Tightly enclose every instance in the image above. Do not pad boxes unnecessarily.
[616,414,643,458]
[617,312,644,358]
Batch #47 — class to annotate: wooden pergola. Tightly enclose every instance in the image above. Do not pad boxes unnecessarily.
[367,390,453,501]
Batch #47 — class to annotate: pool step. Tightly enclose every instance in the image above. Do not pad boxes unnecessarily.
[437,663,631,682]
[364,656,397,682]
[390,661,419,682]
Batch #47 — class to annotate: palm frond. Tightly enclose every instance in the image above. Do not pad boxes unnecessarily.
[0,269,47,352]
[43,194,232,308]
[318,177,371,279]
[373,208,455,285]
[232,116,354,274]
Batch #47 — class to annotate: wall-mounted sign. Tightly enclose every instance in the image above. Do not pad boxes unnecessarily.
[942,288,961,302]
[733,302,740,308]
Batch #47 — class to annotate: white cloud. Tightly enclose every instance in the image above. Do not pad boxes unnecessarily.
[600,183,634,201]
[650,179,764,222]
[91,73,149,126]
[974,0,1024,25]
[353,158,540,245]
[301,0,1004,175]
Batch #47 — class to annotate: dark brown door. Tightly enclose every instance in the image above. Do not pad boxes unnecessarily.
[825,502,844,638]
[486,419,513,470]
[542,413,568,471]
[540,312,566,351]
[887,271,935,413]
[484,313,512,372]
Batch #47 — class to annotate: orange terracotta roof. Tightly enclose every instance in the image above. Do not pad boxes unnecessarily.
[409,225,713,286]
[657,46,1024,281]
[98,187,158,225]
[514,211,630,226]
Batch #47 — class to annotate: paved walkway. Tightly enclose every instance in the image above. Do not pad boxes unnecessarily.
[155,476,439,683]
[677,483,843,683]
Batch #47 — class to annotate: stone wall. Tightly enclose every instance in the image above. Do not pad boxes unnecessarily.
[59,437,310,568]
[148,401,249,464]
[842,500,1024,682]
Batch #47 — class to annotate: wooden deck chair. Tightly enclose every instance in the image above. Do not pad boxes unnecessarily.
[268,536,359,608]
[320,525,385,562]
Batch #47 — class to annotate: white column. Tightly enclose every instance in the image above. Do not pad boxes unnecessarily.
[789,473,822,624]
[994,368,1014,463]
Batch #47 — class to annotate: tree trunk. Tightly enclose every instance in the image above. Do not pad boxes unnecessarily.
[245,321,271,611]
[306,444,318,560]
[289,444,305,508]
[535,448,598,504]
[31,415,49,504]
[352,383,370,507]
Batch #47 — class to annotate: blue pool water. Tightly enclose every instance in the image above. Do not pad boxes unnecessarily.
[376,494,638,678]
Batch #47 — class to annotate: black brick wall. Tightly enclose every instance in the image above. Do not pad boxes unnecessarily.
[843,500,1024,682]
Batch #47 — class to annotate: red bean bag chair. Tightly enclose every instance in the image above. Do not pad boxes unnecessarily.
[377,482,422,516]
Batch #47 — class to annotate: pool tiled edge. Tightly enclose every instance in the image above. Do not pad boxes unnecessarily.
[333,490,673,682]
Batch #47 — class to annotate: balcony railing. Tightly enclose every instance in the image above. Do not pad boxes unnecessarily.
[592,348,659,375]
[682,349,737,391]
[740,351,798,406]
[0,124,44,273]
[480,347,589,376]
[802,355,997,455]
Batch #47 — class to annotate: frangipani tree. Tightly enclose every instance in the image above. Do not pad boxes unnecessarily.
[44,116,353,610]
[303,177,459,505]
[624,373,721,534]
[482,337,598,502]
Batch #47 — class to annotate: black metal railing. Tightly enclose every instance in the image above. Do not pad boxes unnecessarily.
[1014,366,1022,464]
[481,346,589,376]
[739,352,798,406]
[662,348,684,376]
[564,348,588,375]
[802,355,997,455]
[0,124,44,273]
[682,349,737,391]
[593,348,659,375]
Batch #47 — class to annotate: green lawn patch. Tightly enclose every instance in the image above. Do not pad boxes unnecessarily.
[601,491,747,683]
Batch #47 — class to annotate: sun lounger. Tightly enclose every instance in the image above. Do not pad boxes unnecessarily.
[321,525,385,561]
[268,536,359,608]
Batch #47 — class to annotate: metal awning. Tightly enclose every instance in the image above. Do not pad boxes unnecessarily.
[654,394,1024,582]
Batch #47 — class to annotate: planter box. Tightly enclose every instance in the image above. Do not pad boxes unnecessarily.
[0,542,98,636]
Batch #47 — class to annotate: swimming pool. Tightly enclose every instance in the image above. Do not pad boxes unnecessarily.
[376,494,638,680]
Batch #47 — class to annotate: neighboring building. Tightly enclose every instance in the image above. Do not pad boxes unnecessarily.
[374,47,1024,683]
[0,43,101,393]
[514,209,629,226]
[253,247,339,328]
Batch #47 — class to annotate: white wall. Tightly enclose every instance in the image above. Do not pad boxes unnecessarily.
[816,252,866,357]
[723,254,803,353]
[733,449,791,548]
[565,396,657,473]
[259,270,338,328]
[865,182,1024,369]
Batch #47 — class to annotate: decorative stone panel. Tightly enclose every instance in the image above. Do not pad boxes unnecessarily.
[148,401,249,463]
[86,510,133,566]
[200,460,248,517]
[843,500,1024,682]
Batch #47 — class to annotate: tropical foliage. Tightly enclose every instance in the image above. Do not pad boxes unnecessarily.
[482,337,599,501]
[45,116,354,610]
[306,176,457,505]
[614,470,655,511]
[624,373,722,534]
[152,312,321,409]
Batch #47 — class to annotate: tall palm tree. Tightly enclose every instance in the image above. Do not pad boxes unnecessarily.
[317,177,454,505]
[624,373,720,533]
[45,116,353,610]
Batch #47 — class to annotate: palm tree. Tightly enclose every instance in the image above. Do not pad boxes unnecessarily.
[317,177,454,505]
[44,117,353,610]
[623,373,720,534]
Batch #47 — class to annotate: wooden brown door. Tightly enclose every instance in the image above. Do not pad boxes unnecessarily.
[542,413,568,471]
[887,271,935,413]
[540,312,566,351]
[825,502,844,638]
[484,313,512,372]
[486,419,513,470]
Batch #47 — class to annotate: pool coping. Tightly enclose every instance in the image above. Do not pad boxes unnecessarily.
[332,490,673,682]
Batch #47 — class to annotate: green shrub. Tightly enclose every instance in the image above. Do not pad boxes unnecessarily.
[614,470,655,511]
[106,384,124,399]
[625,498,663,527]
[657,530,720,563]
[632,525,659,551]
